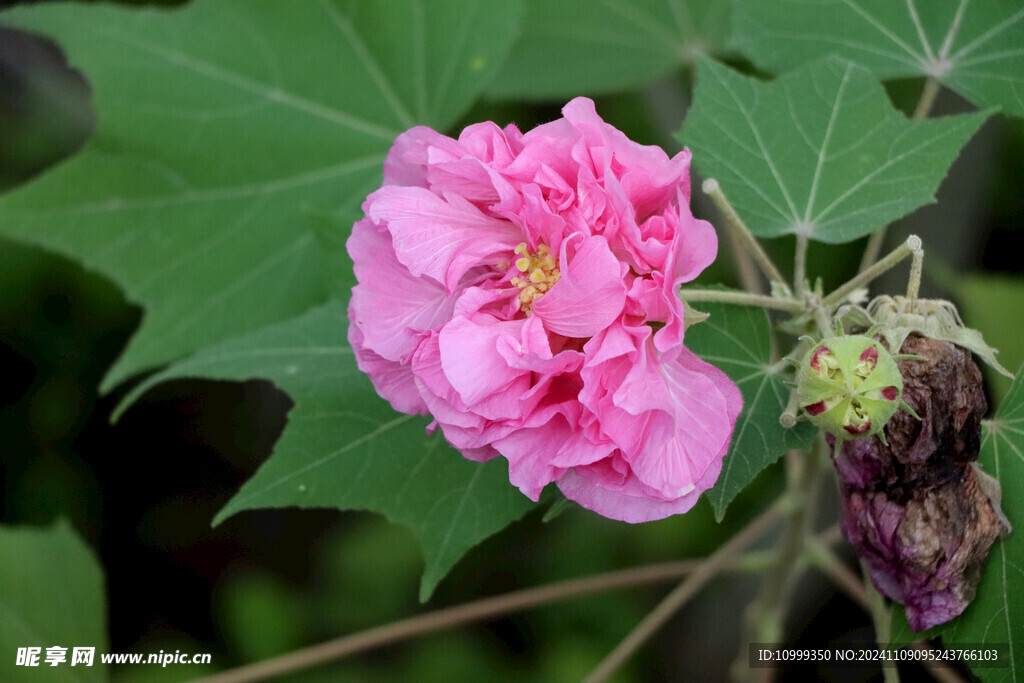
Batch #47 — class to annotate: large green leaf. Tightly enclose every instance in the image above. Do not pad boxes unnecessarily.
[733,0,1024,118]
[119,299,538,601]
[0,521,108,683]
[487,0,730,99]
[684,300,817,521]
[0,0,524,391]
[678,57,987,243]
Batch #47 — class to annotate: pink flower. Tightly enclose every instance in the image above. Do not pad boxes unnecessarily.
[347,97,742,522]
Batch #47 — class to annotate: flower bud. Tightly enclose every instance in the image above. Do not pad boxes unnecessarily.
[831,335,1010,631]
[796,335,904,441]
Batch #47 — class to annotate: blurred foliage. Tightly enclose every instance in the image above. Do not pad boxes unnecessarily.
[0,521,108,683]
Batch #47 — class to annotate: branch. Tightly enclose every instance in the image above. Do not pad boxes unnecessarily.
[583,505,783,683]
[680,288,803,313]
[190,556,762,683]
[822,236,921,309]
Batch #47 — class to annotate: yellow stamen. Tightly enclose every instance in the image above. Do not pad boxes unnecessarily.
[507,242,561,314]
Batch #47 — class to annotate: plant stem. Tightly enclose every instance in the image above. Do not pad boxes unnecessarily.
[804,538,870,612]
[913,77,942,120]
[859,78,941,273]
[728,220,766,295]
[794,234,809,292]
[779,388,801,428]
[864,564,901,683]
[583,505,783,683]
[189,557,760,683]
[703,178,788,290]
[859,227,889,275]
[680,288,803,313]
[809,545,965,682]
[822,236,921,309]
[732,441,825,682]
[906,243,924,299]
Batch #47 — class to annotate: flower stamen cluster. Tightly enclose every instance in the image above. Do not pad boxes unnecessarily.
[510,242,560,314]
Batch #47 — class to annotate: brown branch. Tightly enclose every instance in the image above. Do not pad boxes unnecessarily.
[189,556,760,683]
[583,505,783,682]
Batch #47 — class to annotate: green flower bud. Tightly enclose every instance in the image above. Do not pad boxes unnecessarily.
[796,335,907,442]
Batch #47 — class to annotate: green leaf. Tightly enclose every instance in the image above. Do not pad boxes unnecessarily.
[954,273,1024,403]
[684,299,817,521]
[119,299,538,601]
[487,0,730,99]
[732,0,1024,118]
[0,0,524,391]
[678,57,987,243]
[0,520,108,683]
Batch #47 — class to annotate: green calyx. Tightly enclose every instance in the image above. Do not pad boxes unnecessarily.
[795,334,917,446]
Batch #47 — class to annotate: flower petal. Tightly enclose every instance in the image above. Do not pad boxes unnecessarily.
[532,235,627,338]
[368,186,521,292]
[348,220,454,362]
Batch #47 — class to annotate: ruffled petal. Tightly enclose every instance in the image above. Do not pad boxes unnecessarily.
[439,315,527,408]
[557,466,703,523]
[347,220,455,362]
[532,235,627,337]
[347,307,428,416]
[367,186,521,291]
[616,345,742,497]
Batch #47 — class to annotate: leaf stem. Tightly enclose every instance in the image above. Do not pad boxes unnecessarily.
[822,236,921,309]
[906,242,924,299]
[680,288,803,313]
[859,228,889,275]
[703,179,788,291]
[190,556,763,683]
[913,77,942,121]
[583,504,783,683]
[794,234,809,292]
[728,225,767,295]
[780,388,801,428]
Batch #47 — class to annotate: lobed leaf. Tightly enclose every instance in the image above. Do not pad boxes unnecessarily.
[488,0,731,99]
[0,0,524,392]
[733,0,1024,117]
[0,521,108,682]
[119,299,538,601]
[684,300,817,521]
[678,57,987,244]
